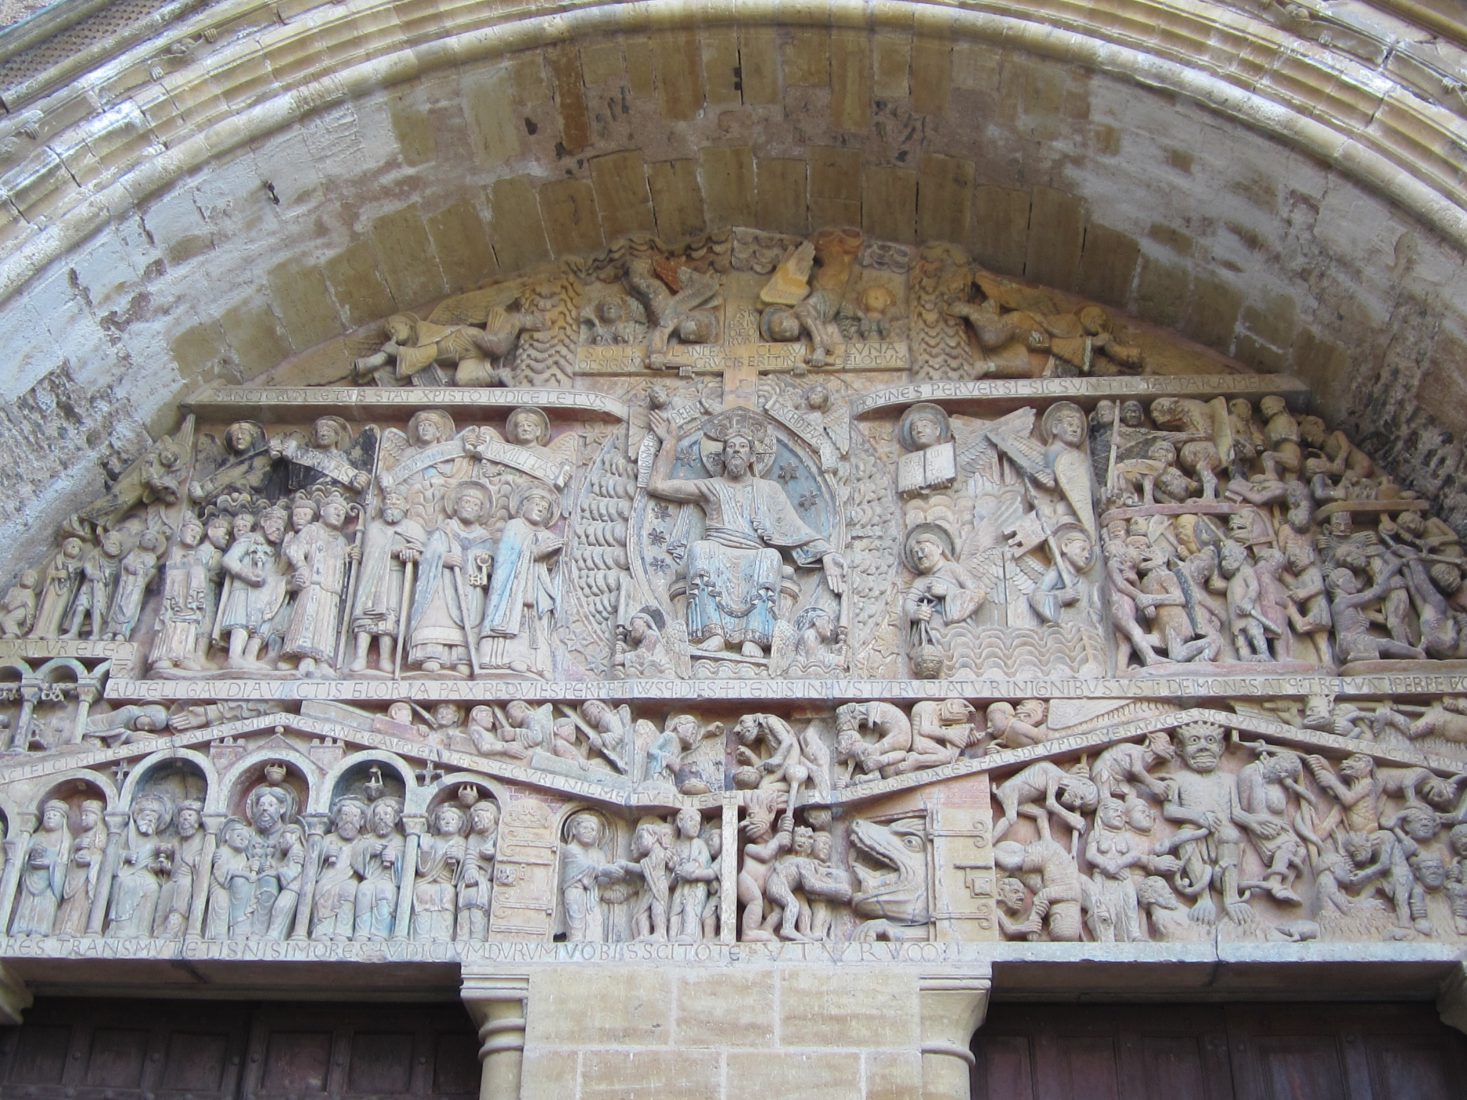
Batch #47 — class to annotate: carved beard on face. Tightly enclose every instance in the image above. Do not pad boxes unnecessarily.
[724,451,749,478]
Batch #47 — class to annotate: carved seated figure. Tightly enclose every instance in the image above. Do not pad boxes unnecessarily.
[647,409,845,660]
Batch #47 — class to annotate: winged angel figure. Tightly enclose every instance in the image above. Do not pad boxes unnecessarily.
[907,401,1104,678]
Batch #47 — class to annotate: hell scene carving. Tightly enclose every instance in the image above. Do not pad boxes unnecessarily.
[1,227,1465,963]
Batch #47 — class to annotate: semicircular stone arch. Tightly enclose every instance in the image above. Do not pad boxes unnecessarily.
[1,3,1467,1094]
[1,0,1466,578]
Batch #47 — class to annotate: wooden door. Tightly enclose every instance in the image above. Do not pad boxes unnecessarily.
[0,999,478,1100]
[238,1001,479,1100]
[0,998,250,1099]
[974,1002,1467,1100]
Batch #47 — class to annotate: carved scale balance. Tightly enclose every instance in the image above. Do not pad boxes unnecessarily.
[1,227,1466,975]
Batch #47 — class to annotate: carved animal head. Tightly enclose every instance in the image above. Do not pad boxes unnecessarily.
[849,818,929,927]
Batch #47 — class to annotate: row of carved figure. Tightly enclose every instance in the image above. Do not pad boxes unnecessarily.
[346,230,1143,383]
[990,722,1467,943]
[558,797,930,945]
[2,391,1462,682]
[6,768,501,944]
[1,769,924,946]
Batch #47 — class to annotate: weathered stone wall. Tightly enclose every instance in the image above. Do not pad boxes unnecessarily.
[1,1,1466,586]
[518,966,923,1099]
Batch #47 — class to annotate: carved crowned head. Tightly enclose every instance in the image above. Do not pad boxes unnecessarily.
[699,409,776,478]
[131,791,171,835]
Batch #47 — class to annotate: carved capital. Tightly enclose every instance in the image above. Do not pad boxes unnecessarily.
[920,967,991,1100]
[461,969,530,1100]
[0,964,33,1026]
[1437,963,1467,1037]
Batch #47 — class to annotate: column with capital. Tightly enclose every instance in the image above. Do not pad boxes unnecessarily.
[461,970,529,1100]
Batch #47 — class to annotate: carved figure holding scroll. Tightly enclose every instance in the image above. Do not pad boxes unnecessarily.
[647,408,844,659]
[478,484,562,677]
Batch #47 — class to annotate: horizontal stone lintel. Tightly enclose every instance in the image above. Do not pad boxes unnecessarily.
[104,671,1467,703]
[186,386,631,420]
[0,935,1459,970]
[0,939,1459,1011]
[849,372,1310,415]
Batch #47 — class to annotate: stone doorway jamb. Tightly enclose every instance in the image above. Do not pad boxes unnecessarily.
[921,964,992,1100]
[461,967,530,1100]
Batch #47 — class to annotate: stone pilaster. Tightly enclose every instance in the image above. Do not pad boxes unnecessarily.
[920,967,992,1100]
[462,969,530,1100]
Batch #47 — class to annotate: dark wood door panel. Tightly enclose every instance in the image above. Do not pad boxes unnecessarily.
[238,1002,477,1100]
[975,1004,1234,1100]
[0,999,476,1100]
[975,1002,1467,1100]
[0,999,249,1099]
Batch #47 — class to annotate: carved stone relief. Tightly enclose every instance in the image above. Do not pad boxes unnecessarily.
[0,227,1463,973]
